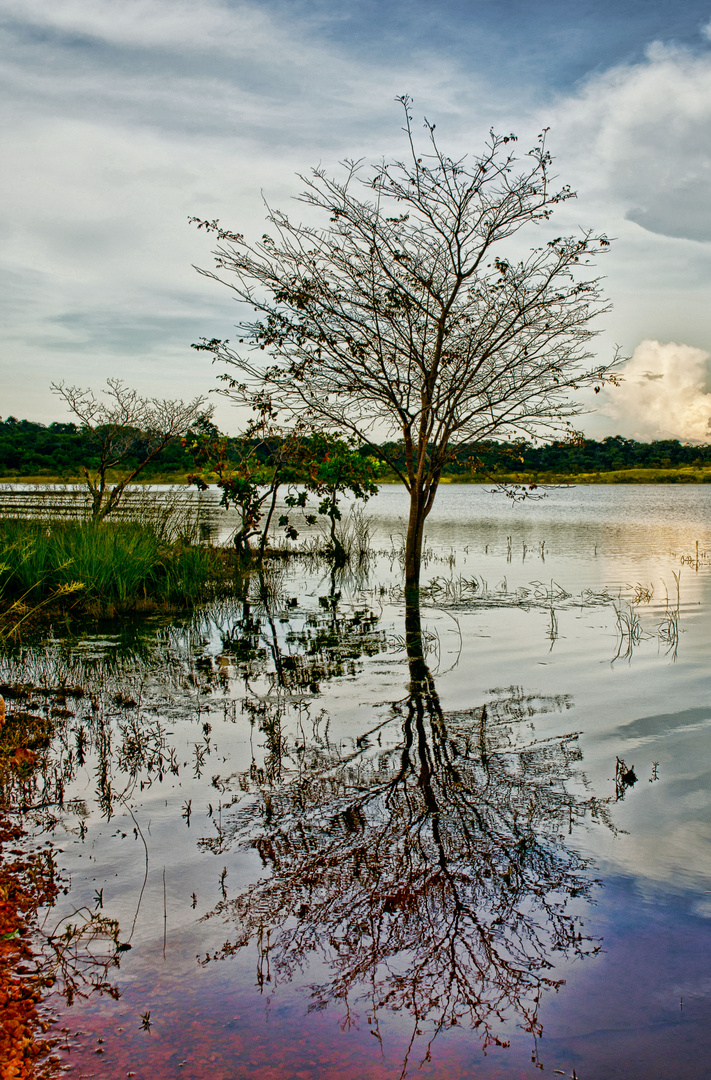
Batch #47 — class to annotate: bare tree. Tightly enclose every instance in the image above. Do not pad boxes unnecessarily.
[191,96,620,591]
[51,378,208,520]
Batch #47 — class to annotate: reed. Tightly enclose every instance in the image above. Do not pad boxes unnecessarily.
[0,517,236,618]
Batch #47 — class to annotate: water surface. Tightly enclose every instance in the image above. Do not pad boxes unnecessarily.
[5,484,711,1079]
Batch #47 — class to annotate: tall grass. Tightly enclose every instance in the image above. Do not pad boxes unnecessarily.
[0,518,234,616]
[0,483,214,540]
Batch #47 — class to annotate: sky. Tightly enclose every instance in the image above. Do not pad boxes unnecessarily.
[2,0,711,440]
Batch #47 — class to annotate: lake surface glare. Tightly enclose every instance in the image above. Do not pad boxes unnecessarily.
[6,485,711,1080]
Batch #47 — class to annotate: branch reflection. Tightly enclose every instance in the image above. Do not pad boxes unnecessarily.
[200,598,612,1070]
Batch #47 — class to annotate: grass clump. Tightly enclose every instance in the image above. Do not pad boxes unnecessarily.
[0,518,236,621]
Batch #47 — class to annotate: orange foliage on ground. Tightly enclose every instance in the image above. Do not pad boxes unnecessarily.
[0,815,61,1079]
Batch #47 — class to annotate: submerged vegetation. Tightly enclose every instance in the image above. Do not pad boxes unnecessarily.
[0,559,611,1074]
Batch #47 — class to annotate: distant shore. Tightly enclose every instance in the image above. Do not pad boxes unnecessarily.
[3,467,711,486]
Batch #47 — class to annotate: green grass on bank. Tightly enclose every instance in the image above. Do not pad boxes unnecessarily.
[0,472,198,486]
[4,465,711,486]
[377,467,711,484]
[0,518,237,620]
[462,467,711,485]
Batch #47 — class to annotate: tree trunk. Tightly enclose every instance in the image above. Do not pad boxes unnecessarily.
[404,594,428,685]
[233,527,252,559]
[328,491,347,566]
[404,487,428,598]
[259,484,280,562]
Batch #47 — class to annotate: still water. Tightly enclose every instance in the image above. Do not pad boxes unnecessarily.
[5,485,711,1079]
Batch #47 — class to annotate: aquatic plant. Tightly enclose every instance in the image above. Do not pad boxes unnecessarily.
[0,517,238,619]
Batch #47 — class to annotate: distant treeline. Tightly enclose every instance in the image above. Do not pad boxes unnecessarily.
[0,417,194,477]
[416,436,711,475]
[2,416,711,479]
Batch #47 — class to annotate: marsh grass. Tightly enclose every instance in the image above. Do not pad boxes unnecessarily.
[396,574,587,610]
[392,566,686,664]
[0,482,214,541]
[0,517,237,621]
[293,503,375,565]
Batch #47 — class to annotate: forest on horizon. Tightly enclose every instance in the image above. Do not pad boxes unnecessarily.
[2,414,711,482]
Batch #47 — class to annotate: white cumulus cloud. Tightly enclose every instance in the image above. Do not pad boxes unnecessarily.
[547,39,711,244]
[603,340,711,442]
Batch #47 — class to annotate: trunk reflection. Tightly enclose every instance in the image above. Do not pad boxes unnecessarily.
[199,597,611,1069]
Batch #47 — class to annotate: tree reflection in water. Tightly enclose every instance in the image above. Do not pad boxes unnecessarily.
[200,599,613,1071]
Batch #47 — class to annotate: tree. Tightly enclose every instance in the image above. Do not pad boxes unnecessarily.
[185,408,308,557]
[296,431,383,562]
[186,409,382,561]
[191,96,620,592]
[51,379,208,520]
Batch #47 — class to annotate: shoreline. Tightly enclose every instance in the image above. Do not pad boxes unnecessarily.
[2,467,711,487]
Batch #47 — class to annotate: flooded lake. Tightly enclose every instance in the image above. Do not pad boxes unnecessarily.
[4,484,711,1079]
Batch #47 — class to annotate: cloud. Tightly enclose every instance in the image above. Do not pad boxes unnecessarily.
[547,39,711,244]
[2,0,711,431]
[602,340,711,442]
[0,0,495,424]
[0,0,305,57]
[0,0,486,145]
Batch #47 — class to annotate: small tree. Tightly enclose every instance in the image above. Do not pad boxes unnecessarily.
[51,379,208,520]
[297,432,382,562]
[185,408,309,557]
[192,97,620,592]
[186,412,382,561]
